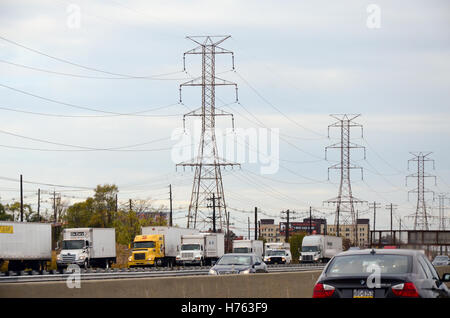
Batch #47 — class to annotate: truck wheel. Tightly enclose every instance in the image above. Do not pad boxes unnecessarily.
[156,259,163,267]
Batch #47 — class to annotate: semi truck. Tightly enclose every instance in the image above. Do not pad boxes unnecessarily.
[57,228,116,269]
[128,226,198,267]
[264,242,292,264]
[299,234,342,263]
[176,232,225,266]
[232,239,264,258]
[0,221,52,271]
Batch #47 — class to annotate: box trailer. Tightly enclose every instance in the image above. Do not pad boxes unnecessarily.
[0,221,52,271]
[176,232,225,266]
[232,240,264,258]
[57,228,116,269]
[128,226,198,267]
[300,235,342,263]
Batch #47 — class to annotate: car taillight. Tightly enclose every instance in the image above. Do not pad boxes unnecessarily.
[313,283,335,298]
[391,282,419,298]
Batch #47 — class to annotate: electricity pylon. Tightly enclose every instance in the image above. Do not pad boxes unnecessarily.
[177,35,239,230]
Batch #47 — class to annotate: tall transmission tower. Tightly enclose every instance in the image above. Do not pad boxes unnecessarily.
[406,152,436,230]
[177,35,239,230]
[437,193,449,231]
[324,114,366,245]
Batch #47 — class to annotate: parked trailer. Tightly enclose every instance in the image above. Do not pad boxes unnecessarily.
[232,240,264,258]
[128,226,198,267]
[57,228,116,269]
[176,232,225,266]
[0,221,52,271]
[299,235,342,263]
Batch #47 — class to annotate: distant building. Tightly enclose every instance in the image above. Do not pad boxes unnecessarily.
[327,219,370,247]
[259,219,283,243]
[279,218,327,236]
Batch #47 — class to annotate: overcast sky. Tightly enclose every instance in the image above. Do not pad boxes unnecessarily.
[0,0,449,237]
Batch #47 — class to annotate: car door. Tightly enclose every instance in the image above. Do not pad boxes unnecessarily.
[416,255,441,298]
[254,256,266,273]
[421,255,450,298]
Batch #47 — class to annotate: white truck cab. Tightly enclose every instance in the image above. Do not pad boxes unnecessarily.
[263,242,292,264]
[176,233,224,266]
[299,235,342,263]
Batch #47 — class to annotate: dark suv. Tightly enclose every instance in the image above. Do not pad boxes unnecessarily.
[313,249,450,298]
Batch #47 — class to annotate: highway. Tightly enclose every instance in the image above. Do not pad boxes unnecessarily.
[0,263,325,283]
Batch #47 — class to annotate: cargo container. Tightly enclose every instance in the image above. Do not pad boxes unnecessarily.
[0,221,52,271]
[57,228,116,269]
[176,232,225,266]
[128,226,198,267]
[232,239,264,258]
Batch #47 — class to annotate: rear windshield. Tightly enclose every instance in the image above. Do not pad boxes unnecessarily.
[326,254,411,276]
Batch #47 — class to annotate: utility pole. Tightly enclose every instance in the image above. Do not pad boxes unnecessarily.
[37,188,40,222]
[169,184,173,227]
[324,114,366,245]
[386,203,398,244]
[254,207,258,240]
[206,194,219,233]
[406,152,436,230]
[129,199,132,211]
[115,194,118,213]
[281,210,297,243]
[20,174,23,222]
[177,35,239,231]
[369,202,381,246]
[309,206,312,235]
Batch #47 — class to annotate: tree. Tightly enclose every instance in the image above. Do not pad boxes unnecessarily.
[289,232,306,263]
[0,203,13,221]
[5,202,35,222]
[342,238,351,251]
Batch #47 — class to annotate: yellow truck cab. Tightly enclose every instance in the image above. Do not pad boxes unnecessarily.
[127,226,199,268]
[128,234,164,267]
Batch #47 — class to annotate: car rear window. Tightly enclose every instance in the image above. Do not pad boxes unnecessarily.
[326,254,411,277]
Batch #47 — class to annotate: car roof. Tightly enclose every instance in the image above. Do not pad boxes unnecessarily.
[223,253,256,256]
[335,248,424,257]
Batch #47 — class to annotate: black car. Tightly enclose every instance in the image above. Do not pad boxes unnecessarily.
[208,253,268,275]
[313,248,450,298]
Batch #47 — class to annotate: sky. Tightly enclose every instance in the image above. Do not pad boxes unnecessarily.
[0,0,449,238]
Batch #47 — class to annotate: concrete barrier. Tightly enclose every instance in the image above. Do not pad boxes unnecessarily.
[1,266,449,298]
[0,271,322,298]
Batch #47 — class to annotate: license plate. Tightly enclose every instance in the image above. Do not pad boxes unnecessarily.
[353,289,374,298]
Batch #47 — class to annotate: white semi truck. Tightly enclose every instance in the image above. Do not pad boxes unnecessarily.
[57,228,116,269]
[299,235,342,263]
[232,239,264,258]
[0,221,52,271]
[264,242,292,264]
[176,232,225,266]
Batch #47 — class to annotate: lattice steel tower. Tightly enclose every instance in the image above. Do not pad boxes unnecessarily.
[177,35,239,230]
[406,152,436,230]
[324,114,366,244]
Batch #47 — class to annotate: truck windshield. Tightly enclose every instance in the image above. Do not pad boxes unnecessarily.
[233,247,250,253]
[327,254,411,276]
[181,244,201,250]
[267,250,285,256]
[302,246,319,252]
[134,241,156,249]
[62,240,85,250]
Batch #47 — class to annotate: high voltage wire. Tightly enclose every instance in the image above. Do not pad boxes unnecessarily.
[0,35,184,79]
[0,82,187,117]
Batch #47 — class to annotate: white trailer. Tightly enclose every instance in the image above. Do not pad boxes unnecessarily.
[232,240,264,258]
[142,226,199,258]
[300,235,342,263]
[0,221,52,271]
[57,228,116,269]
[176,232,225,266]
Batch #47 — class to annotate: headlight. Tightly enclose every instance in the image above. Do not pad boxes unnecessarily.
[240,269,251,274]
[209,269,217,275]
[282,258,286,261]
[78,255,85,260]
[57,255,62,261]
[128,256,132,261]
[147,256,153,260]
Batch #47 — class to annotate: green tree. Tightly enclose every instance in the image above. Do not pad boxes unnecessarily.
[0,203,13,221]
[5,202,35,222]
[289,232,307,263]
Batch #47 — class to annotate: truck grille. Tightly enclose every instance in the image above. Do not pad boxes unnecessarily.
[134,253,146,260]
[181,252,194,258]
[303,255,313,261]
[62,254,76,263]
